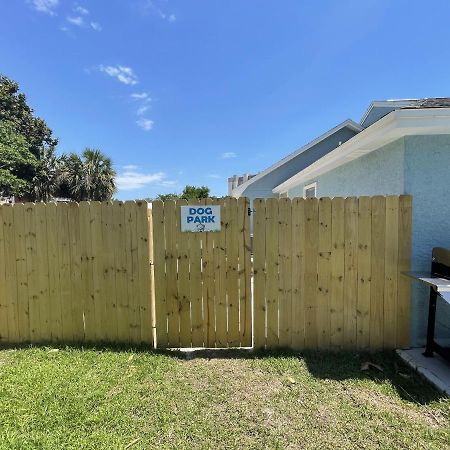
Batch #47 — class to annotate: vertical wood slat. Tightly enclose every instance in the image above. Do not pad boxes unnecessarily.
[265,198,279,347]
[114,202,129,343]
[291,198,305,350]
[330,198,345,348]
[165,200,179,347]
[370,196,386,350]
[357,197,371,350]
[397,195,412,348]
[203,198,216,347]
[46,203,62,342]
[278,197,292,347]
[238,197,252,347]
[68,203,84,342]
[177,199,191,347]
[343,198,358,349]
[0,206,8,342]
[148,204,156,346]
[215,199,228,347]
[253,199,266,349]
[79,202,95,342]
[25,203,40,342]
[2,206,19,342]
[14,204,30,342]
[304,198,319,349]
[90,202,106,342]
[124,201,140,344]
[152,201,168,347]
[189,199,204,347]
[101,202,117,342]
[317,197,331,349]
[384,196,399,348]
[226,197,240,347]
[136,201,152,345]
[35,203,51,342]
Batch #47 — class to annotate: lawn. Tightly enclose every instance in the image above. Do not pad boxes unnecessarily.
[0,347,448,450]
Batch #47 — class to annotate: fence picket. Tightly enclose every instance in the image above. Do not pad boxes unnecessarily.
[330,198,345,348]
[357,197,371,350]
[253,199,266,349]
[278,197,292,347]
[265,198,279,347]
[291,198,305,350]
[0,206,8,342]
[370,196,386,350]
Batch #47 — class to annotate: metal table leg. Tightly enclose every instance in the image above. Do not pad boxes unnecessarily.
[423,286,437,357]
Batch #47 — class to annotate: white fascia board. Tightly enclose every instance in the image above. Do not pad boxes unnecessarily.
[360,99,419,126]
[273,108,450,194]
[231,119,362,198]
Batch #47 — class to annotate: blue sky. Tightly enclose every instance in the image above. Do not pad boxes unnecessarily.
[2,0,450,199]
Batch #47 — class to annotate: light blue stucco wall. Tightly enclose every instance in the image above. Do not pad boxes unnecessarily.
[240,127,358,203]
[288,138,405,198]
[404,135,450,343]
[287,135,450,347]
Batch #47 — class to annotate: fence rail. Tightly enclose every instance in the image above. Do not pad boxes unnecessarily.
[0,201,153,345]
[253,196,412,350]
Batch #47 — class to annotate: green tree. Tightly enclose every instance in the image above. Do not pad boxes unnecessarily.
[181,185,210,200]
[0,121,37,198]
[0,75,57,159]
[61,148,116,201]
[154,185,211,202]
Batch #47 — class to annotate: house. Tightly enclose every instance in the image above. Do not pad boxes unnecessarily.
[228,174,256,196]
[232,98,450,347]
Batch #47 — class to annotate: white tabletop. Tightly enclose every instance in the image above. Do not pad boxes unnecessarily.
[402,271,450,292]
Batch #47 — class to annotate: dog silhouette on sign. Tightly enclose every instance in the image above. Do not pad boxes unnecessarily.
[196,223,206,232]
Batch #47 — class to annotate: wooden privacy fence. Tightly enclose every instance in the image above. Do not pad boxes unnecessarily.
[253,196,412,350]
[152,198,252,348]
[0,196,412,351]
[0,201,153,345]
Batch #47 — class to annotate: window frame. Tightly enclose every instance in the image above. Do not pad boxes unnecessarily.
[303,182,317,198]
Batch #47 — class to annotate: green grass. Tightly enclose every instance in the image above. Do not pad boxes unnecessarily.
[0,346,448,449]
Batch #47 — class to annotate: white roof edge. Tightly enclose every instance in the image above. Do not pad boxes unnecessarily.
[359,99,419,126]
[231,119,362,198]
[273,107,450,194]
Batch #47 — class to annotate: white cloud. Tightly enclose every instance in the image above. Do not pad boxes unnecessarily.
[67,16,84,26]
[116,168,176,191]
[90,21,102,31]
[123,164,138,170]
[99,65,138,85]
[221,152,237,159]
[207,174,222,179]
[137,118,154,131]
[137,105,150,116]
[74,5,89,15]
[131,92,150,100]
[30,0,59,15]
[143,0,177,23]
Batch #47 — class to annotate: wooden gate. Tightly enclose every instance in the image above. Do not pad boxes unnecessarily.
[152,198,252,348]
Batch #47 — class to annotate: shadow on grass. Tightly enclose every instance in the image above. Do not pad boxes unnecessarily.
[0,342,446,405]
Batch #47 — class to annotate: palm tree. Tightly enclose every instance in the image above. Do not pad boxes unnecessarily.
[61,148,116,201]
[33,147,62,201]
